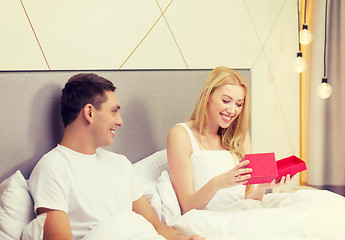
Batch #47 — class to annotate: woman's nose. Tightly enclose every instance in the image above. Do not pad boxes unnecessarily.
[226,105,236,115]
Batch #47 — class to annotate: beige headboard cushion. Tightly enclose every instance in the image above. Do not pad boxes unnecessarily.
[0,69,250,181]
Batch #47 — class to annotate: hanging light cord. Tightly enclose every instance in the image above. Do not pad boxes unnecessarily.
[323,0,328,77]
[297,0,301,51]
[304,0,308,24]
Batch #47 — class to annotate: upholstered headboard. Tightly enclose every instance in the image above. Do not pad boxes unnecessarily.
[0,69,251,182]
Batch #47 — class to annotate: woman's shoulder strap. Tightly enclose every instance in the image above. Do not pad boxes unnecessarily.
[176,123,200,152]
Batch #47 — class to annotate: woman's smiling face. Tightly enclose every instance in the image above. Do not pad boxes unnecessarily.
[206,84,245,129]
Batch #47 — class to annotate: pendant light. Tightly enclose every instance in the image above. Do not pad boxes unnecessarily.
[294,0,306,73]
[318,77,332,99]
[294,52,307,73]
[318,0,332,99]
[299,0,313,45]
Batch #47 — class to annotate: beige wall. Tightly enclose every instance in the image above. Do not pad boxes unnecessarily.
[1,0,300,179]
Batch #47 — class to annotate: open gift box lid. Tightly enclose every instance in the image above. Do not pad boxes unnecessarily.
[241,152,278,185]
[276,155,307,180]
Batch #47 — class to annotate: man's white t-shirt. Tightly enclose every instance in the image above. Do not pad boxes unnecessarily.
[29,145,145,239]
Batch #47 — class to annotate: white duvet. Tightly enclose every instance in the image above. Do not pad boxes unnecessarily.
[141,150,345,240]
[81,212,165,240]
[169,189,345,240]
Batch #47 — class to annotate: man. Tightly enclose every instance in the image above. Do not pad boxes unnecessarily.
[28,73,203,240]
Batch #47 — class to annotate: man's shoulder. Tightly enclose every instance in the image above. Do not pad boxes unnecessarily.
[40,145,65,160]
[29,145,70,185]
[35,145,69,168]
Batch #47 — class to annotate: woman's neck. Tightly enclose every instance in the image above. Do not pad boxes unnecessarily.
[189,121,224,150]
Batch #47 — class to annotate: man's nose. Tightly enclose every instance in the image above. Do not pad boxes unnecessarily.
[116,113,123,126]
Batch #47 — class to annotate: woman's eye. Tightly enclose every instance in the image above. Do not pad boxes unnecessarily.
[222,99,229,104]
[236,103,243,107]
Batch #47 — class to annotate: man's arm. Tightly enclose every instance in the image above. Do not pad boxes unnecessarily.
[37,208,72,240]
[132,196,204,240]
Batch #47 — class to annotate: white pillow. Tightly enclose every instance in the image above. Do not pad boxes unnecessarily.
[156,171,181,225]
[22,213,46,240]
[134,149,168,220]
[0,170,35,240]
[134,149,168,182]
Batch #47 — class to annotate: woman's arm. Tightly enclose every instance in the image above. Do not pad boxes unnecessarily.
[167,125,251,214]
[167,125,217,214]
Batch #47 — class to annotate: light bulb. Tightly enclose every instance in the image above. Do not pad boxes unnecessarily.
[294,52,306,73]
[318,77,332,99]
[300,24,313,45]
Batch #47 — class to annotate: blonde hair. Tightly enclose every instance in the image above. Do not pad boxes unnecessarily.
[189,67,251,159]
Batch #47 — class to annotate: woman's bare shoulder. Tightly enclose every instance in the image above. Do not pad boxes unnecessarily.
[170,121,192,135]
[168,122,194,154]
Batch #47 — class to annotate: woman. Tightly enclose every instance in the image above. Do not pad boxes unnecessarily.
[165,67,345,240]
[167,67,290,214]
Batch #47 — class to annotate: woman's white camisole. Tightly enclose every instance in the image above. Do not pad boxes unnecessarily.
[177,123,246,210]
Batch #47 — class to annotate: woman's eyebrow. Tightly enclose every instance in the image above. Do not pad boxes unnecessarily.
[222,95,244,102]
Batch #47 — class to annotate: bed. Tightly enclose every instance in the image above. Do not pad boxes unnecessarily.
[1,70,344,240]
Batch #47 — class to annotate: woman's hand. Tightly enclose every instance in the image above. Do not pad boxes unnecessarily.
[213,160,252,190]
[246,174,292,201]
[257,174,292,190]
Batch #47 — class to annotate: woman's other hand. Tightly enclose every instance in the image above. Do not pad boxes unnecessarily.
[258,174,292,190]
[213,160,252,189]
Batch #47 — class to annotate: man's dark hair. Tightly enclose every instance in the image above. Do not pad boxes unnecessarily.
[61,73,116,127]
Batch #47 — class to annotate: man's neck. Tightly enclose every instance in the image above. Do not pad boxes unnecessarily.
[60,125,97,155]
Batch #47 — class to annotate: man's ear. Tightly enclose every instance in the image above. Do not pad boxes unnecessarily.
[83,104,94,123]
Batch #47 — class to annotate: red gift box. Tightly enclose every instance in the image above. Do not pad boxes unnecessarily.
[241,152,277,185]
[240,153,307,185]
[276,155,307,180]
